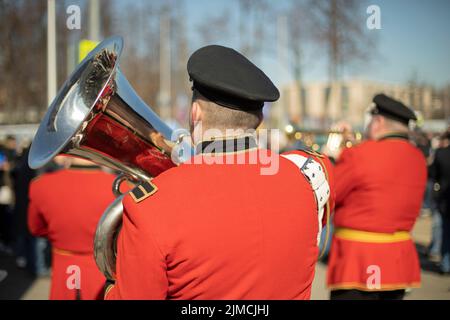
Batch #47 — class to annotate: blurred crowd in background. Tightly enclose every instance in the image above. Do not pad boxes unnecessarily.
[0,137,59,277]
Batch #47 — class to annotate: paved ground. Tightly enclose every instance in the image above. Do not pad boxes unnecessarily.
[1,215,449,300]
[311,258,450,300]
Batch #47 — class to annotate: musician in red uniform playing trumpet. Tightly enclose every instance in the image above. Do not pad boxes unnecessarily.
[327,94,427,300]
[28,158,116,300]
[105,45,336,300]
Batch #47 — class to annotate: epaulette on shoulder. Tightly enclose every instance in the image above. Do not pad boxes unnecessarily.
[30,171,51,184]
[30,174,43,184]
[129,180,158,203]
[297,148,324,158]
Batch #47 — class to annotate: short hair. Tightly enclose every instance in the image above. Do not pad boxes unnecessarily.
[382,116,409,133]
[191,89,263,131]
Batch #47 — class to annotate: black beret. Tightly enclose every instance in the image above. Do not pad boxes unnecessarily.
[187,45,280,111]
[370,94,417,125]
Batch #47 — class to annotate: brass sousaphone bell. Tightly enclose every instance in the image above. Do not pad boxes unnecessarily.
[29,36,191,280]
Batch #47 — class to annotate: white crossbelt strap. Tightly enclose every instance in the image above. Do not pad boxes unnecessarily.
[281,154,330,246]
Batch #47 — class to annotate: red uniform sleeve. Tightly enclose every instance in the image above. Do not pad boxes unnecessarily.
[334,147,359,207]
[105,195,168,300]
[27,181,48,237]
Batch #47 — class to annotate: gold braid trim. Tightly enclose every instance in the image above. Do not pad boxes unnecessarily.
[315,156,331,260]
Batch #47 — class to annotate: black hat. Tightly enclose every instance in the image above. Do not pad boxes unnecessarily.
[370,94,417,126]
[187,45,280,111]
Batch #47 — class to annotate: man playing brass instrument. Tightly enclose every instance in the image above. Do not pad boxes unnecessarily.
[327,94,427,300]
[105,45,335,299]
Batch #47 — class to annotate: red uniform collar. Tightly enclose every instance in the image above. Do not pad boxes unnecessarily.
[377,133,409,141]
[195,135,258,155]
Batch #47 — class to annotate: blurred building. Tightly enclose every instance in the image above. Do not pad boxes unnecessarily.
[271,79,450,130]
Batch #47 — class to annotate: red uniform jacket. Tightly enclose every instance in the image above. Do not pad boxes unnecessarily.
[327,135,427,291]
[28,166,116,300]
[106,137,335,300]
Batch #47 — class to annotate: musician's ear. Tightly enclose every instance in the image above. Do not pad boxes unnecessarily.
[191,100,203,123]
